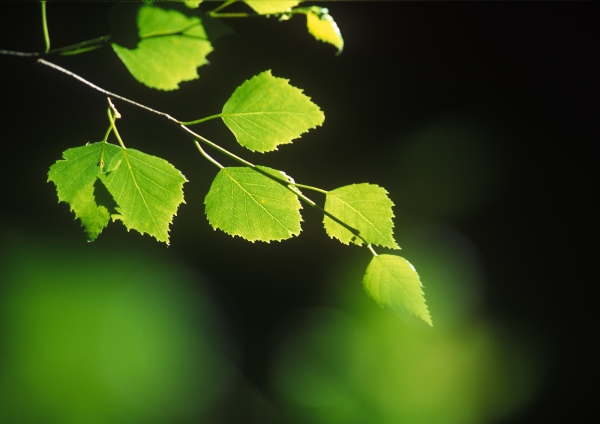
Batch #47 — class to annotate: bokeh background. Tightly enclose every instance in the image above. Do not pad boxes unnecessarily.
[0,2,595,423]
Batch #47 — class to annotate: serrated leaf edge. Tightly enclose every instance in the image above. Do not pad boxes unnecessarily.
[222,70,325,153]
[364,255,432,326]
[324,183,400,249]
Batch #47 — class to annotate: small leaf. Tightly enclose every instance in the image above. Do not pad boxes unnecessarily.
[100,148,187,244]
[363,254,432,326]
[221,70,324,152]
[111,5,213,90]
[48,142,120,241]
[244,1,300,15]
[306,7,344,54]
[324,183,399,249]
[184,0,203,9]
[204,166,302,242]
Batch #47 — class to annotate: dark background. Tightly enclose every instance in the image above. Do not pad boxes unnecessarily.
[1,1,596,423]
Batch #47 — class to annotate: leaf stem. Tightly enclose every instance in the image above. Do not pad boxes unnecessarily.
[41,1,50,53]
[106,102,126,149]
[292,183,328,194]
[49,35,111,56]
[209,12,253,18]
[208,0,237,15]
[101,125,113,144]
[177,113,222,126]
[180,125,256,168]
[194,140,224,169]
[207,0,257,18]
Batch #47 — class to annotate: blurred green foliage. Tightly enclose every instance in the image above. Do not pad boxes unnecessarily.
[0,231,234,423]
[271,224,544,424]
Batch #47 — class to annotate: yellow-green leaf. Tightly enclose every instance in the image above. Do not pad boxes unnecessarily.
[324,183,399,249]
[184,0,202,9]
[221,70,324,152]
[111,5,213,90]
[48,142,120,241]
[100,147,187,244]
[204,166,302,242]
[363,254,432,325]
[306,8,344,54]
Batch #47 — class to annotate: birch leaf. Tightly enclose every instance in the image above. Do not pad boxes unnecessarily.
[99,147,187,244]
[306,7,344,54]
[204,166,302,242]
[221,70,324,152]
[48,142,120,241]
[363,254,432,326]
[324,183,399,249]
[111,5,213,90]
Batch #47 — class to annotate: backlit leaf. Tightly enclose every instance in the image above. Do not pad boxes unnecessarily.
[221,70,324,152]
[324,183,399,249]
[204,166,302,242]
[100,147,187,244]
[111,5,213,90]
[306,7,344,54]
[363,254,432,325]
[244,1,300,15]
[48,142,120,241]
[184,0,202,9]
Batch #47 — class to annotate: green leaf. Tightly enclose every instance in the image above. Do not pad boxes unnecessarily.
[184,0,203,9]
[323,183,399,249]
[244,1,300,15]
[363,254,432,326]
[48,142,120,241]
[221,70,324,152]
[111,5,213,90]
[99,147,187,244]
[204,166,302,242]
[306,7,344,54]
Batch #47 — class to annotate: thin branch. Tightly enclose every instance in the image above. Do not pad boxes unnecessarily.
[367,245,378,256]
[0,50,39,57]
[37,59,177,123]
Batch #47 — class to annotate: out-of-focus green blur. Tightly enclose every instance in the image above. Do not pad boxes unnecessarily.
[0,116,546,423]
[272,225,544,424]
[0,231,235,424]
[270,116,545,424]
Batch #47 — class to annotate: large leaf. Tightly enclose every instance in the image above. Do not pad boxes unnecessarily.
[221,70,324,152]
[363,254,432,326]
[323,183,399,249]
[204,166,302,242]
[100,147,187,244]
[306,7,344,54]
[244,1,300,15]
[111,5,213,90]
[48,142,120,241]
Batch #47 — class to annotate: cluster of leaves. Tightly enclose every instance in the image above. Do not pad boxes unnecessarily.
[110,1,343,90]
[12,1,431,325]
